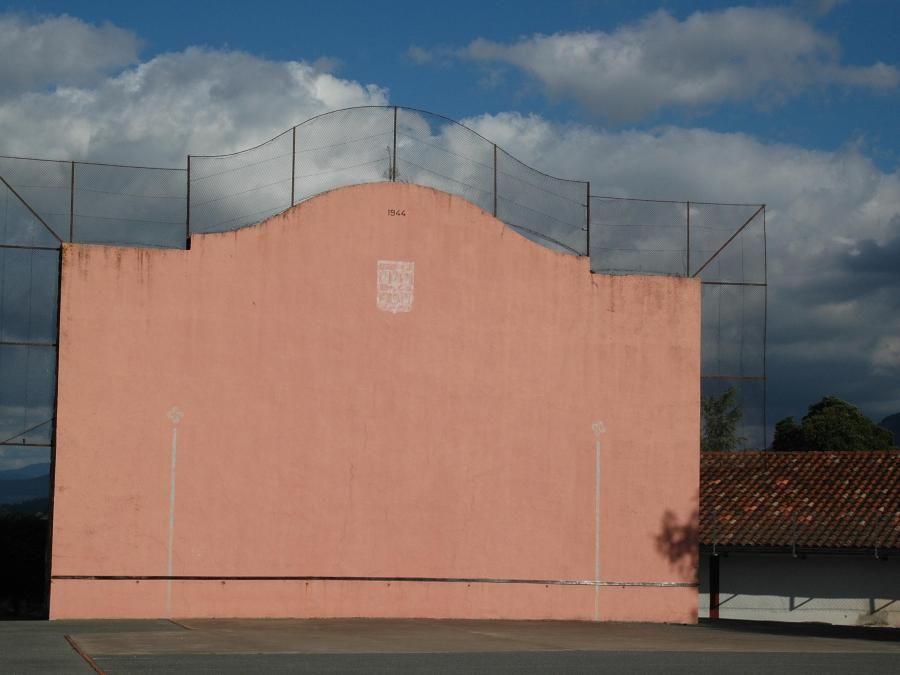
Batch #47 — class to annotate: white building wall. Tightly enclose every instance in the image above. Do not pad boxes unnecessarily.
[699,553,900,627]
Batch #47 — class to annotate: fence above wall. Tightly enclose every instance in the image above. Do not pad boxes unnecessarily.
[0,105,767,448]
[187,106,591,256]
[0,107,765,278]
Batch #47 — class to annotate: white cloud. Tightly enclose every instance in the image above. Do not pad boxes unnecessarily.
[0,21,392,463]
[454,7,899,120]
[0,12,898,432]
[463,112,900,250]
[461,111,900,417]
[407,46,433,65]
[0,13,140,98]
[0,45,388,166]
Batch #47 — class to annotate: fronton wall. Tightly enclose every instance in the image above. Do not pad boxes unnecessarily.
[51,183,700,621]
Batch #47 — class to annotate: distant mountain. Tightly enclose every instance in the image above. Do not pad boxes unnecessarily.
[0,476,49,505]
[880,413,900,446]
[0,463,50,481]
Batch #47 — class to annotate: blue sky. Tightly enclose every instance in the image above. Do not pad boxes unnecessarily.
[0,0,898,466]
[9,0,899,168]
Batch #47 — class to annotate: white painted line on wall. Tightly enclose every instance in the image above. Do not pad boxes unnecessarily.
[166,406,184,618]
[592,421,606,622]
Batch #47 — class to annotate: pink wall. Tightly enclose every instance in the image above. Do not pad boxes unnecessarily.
[51,183,700,621]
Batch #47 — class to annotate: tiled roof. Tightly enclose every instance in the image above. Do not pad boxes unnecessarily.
[700,450,900,549]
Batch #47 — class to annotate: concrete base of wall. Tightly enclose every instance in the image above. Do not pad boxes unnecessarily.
[699,553,899,627]
[50,579,697,623]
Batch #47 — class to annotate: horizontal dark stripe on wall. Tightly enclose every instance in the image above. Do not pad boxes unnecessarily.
[52,575,697,588]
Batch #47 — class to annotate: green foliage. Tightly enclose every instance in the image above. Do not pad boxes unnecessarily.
[701,387,745,452]
[772,396,895,451]
[878,412,900,441]
[772,416,804,451]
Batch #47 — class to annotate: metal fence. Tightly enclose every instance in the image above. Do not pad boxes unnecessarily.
[590,196,767,448]
[0,157,187,503]
[188,107,591,256]
[0,106,767,462]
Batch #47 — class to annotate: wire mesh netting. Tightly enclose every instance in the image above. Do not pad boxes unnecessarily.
[701,282,767,450]
[589,194,767,448]
[294,106,394,204]
[702,284,766,379]
[497,149,588,255]
[0,247,58,347]
[0,107,769,617]
[73,163,186,248]
[190,129,293,234]
[690,203,765,282]
[395,108,494,215]
[693,204,766,450]
[0,106,767,458]
[0,157,70,242]
[589,197,687,275]
[0,344,55,446]
[0,177,57,470]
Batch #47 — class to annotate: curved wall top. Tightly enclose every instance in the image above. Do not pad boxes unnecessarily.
[187,106,590,256]
[52,182,700,621]
[0,106,768,457]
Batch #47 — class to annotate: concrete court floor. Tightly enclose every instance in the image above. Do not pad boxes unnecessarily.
[1,618,898,674]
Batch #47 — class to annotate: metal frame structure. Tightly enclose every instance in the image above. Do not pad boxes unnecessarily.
[0,106,766,617]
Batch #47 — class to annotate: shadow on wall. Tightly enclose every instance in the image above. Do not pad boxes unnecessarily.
[655,506,699,581]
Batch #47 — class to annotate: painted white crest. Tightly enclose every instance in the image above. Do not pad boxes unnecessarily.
[167,406,184,425]
[592,420,606,436]
[376,260,415,313]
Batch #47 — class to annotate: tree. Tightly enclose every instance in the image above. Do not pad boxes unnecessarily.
[772,416,804,451]
[772,396,894,451]
[880,413,900,443]
[701,387,744,452]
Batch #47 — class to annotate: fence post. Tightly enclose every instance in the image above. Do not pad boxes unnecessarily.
[493,144,498,217]
[762,205,768,448]
[290,126,296,206]
[686,201,691,277]
[585,182,591,263]
[185,155,191,250]
[392,106,398,182]
[69,161,75,242]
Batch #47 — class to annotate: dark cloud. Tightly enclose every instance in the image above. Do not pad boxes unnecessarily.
[463,113,900,432]
[791,217,900,310]
[0,12,898,451]
[843,220,900,282]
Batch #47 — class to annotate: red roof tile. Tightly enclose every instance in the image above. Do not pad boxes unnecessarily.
[700,450,900,549]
